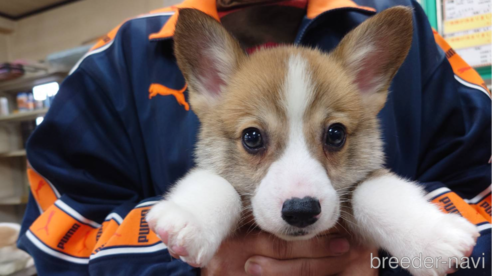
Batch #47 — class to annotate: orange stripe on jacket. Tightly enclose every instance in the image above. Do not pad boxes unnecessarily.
[307,0,375,18]
[99,206,160,249]
[432,30,490,94]
[473,194,491,222]
[27,167,57,212]
[148,0,220,40]
[89,4,179,51]
[432,192,489,225]
[91,23,124,51]
[29,205,99,258]
[28,203,161,258]
[92,220,120,254]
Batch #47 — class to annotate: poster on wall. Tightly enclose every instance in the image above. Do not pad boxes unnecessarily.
[443,0,491,68]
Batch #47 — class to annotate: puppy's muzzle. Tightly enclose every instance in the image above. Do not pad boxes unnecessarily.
[281,197,321,228]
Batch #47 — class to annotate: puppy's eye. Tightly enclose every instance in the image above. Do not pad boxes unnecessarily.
[325,123,346,149]
[242,128,264,152]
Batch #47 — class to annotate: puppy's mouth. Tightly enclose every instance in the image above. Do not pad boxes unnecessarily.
[275,226,318,241]
[288,230,309,236]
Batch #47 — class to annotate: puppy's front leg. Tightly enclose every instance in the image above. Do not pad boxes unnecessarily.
[147,169,242,267]
[351,170,479,276]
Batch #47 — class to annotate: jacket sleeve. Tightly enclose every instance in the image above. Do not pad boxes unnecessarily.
[417,31,491,275]
[408,3,491,275]
[17,58,197,276]
[378,2,491,276]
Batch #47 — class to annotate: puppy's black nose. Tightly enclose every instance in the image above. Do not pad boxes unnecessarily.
[281,197,321,228]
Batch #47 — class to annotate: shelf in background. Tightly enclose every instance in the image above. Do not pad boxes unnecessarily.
[0,150,26,158]
[9,264,36,276]
[0,108,48,123]
[0,68,68,94]
[0,195,28,205]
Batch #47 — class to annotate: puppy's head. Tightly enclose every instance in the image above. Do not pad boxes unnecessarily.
[174,7,413,240]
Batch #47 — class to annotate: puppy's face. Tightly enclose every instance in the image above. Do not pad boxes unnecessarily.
[174,8,413,240]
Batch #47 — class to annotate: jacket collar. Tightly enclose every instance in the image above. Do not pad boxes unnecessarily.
[307,0,375,18]
[148,0,375,41]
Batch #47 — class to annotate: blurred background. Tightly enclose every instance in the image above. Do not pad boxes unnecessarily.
[0,0,489,275]
[0,0,182,224]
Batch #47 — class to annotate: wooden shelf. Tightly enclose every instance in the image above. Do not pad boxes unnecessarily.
[0,68,67,94]
[0,150,26,158]
[0,109,48,123]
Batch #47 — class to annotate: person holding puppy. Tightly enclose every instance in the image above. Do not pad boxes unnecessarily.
[18,0,491,275]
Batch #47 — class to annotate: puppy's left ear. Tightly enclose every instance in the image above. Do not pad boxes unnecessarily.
[332,6,413,114]
[174,8,245,118]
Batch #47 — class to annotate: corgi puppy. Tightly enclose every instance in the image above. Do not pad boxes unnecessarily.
[147,7,479,276]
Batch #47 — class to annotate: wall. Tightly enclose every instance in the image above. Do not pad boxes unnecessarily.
[0,34,9,62]
[3,0,182,62]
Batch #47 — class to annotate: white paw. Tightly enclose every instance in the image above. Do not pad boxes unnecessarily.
[406,214,479,276]
[146,200,220,267]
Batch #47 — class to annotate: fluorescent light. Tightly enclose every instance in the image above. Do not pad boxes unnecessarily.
[33,82,59,101]
[36,116,44,126]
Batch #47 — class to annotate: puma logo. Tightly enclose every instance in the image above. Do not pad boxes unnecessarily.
[458,66,472,74]
[37,210,55,236]
[149,83,189,111]
[34,180,46,197]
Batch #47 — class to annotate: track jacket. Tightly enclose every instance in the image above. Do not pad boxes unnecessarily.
[18,0,491,275]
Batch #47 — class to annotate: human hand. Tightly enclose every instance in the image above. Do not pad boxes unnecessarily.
[198,227,378,276]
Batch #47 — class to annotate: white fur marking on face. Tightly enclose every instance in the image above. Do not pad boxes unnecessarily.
[284,54,314,125]
[251,55,339,240]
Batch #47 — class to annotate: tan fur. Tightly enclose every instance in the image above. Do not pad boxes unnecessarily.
[332,7,414,114]
[174,9,246,119]
[174,7,413,218]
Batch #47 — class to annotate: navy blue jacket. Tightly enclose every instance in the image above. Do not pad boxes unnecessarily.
[18,0,491,275]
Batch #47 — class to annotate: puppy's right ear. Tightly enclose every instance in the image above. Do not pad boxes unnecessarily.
[174,9,245,117]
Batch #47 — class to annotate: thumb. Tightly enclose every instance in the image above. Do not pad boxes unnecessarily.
[245,255,349,276]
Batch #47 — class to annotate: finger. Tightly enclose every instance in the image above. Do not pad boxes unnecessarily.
[245,255,352,276]
[246,231,350,259]
[168,248,180,259]
[170,245,189,256]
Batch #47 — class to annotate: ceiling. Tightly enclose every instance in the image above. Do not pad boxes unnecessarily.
[0,0,80,20]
